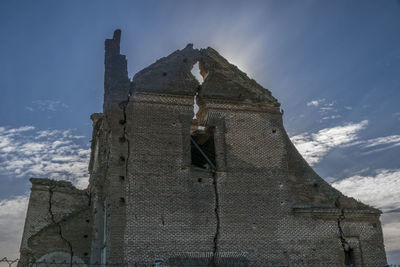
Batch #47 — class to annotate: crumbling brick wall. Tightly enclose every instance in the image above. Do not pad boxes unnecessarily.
[20,29,387,266]
[19,178,91,265]
[88,30,386,265]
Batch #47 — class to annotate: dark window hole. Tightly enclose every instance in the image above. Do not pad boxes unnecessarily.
[84,252,88,256]
[119,119,126,125]
[272,129,277,134]
[119,156,125,162]
[183,58,188,63]
[119,136,126,143]
[198,178,202,183]
[120,197,125,203]
[86,219,90,223]
[83,235,88,238]
[191,126,216,171]
[162,72,167,76]
[344,248,355,267]
[119,175,125,181]
[313,183,319,188]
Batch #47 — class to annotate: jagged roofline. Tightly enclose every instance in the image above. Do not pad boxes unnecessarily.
[104,30,380,213]
[131,43,280,105]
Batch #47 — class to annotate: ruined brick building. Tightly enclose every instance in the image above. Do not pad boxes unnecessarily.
[19,30,387,266]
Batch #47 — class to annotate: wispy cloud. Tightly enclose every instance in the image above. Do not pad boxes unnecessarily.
[321,114,341,120]
[0,126,89,189]
[332,169,400,251]
[306,99,324,107]
[0,196,28,259]
[25,100,68,112]
[290,120,368,165]
[306,98,342,121]
[359,135,400,155]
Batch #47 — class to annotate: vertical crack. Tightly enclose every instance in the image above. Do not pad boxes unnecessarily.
[335,197,351,254]
[211,172,220,266]
[120,93,131,182]
[48,184,74,267]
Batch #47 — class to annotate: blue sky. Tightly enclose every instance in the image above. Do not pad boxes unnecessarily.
[0,0,399,264]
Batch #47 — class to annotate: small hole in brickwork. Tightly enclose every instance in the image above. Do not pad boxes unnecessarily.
[120,197,125,203]
[372,223,377,228]
[119,119,126,125]
[172,122,176,127]
[280,201,284,205]
[198,178,202,183]
[119,156,125,162]
[183,58,188,63]
[272,129,277,134]
[86,219,90,223]
[84,252,88,256]
[313,183,319,188]
[162,72,167,76]
[119,175,125,181]
[119,136,126,143]
[83,235,88,238]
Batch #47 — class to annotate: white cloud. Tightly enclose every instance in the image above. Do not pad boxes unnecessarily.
[322,115,341,120]
[0,126,90,261]
[332,169,400,212]
[25,100,68,112]
[306,99,324,107]
[359,135,400,155]
[0,196,28,260]
[0,126,90,189]
[363,135,400,148]
[290,120,368,165]
[381,212,400,253]
[332,169,400,251]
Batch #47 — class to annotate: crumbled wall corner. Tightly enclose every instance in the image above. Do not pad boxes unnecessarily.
[19,178,90,264]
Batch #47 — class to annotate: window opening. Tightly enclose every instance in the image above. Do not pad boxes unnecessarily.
[344,248,355,267]
[190,126,216,172]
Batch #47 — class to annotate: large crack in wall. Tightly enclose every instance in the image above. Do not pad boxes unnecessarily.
[120,93,131,182]
[191,72,221,265]
[48,184,74,267]
[335,197,351,256]
[211,172,220,266]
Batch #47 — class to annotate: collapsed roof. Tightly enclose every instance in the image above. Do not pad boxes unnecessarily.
[132,44,280,106]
